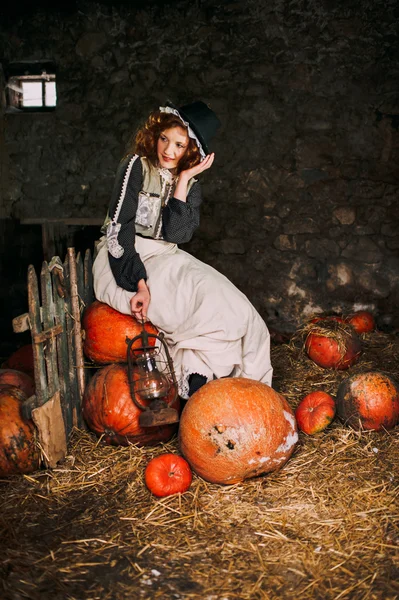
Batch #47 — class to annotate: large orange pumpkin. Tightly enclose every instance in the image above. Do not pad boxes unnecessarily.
[178,378,298,485]
[82,363,180,446]
[82,300,158,364]
[336,372,399,431]
[0,386,40,476]
[305,321,361,370]
[2,344,34,378]
[0,369,35,398]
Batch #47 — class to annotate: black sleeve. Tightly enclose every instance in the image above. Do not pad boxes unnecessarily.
[107,156,147,292]
[162,181,202,244]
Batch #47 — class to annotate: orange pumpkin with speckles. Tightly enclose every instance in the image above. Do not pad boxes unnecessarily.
[0,386,40,476]
[305,322,362,370]
[82,300,158,364]
[336,372,399,431]
[82,363,180,446]
[178,378,298,485]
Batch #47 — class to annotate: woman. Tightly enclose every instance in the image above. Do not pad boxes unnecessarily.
[93,101,273,398]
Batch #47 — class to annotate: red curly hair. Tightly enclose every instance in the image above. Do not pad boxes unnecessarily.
[127,110,202,174]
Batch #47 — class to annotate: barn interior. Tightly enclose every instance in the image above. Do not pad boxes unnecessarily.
[0,1,398,599]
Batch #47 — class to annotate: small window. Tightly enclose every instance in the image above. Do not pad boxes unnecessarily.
[5,61,57,113]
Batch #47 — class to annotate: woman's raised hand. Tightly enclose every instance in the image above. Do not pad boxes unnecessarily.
[180,153,215,181]
[130,279,151,322]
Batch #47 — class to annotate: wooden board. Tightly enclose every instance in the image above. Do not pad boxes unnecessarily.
[32,391,67,468]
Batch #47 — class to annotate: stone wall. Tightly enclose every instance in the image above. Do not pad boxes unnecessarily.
[1,0,398,338]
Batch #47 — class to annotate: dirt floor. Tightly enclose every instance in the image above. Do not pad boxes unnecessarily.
[1,330,399,600]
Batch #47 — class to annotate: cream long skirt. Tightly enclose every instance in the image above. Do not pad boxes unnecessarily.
[93,236,273,399]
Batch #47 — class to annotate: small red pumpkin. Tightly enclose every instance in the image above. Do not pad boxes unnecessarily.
[336,371,399,431]
[145,453,193,497]
[179,378,298,485]
[295,391,336,434]
[0,369,35,398]
[305,321,361,370]
[82,363,180,446]
[2,344,34,378]
[0,386,40,476]
[346,311,375,334]
[82,300,158,364]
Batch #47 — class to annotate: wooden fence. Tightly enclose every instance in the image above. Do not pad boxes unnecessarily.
[13,248,94,462]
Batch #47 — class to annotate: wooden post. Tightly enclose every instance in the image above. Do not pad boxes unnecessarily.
[75,251,86,429]
[40,262,59,399]
[28,265,47,407]
[63,257,79,428]
[68,248,85,401]
[52,266,72,437]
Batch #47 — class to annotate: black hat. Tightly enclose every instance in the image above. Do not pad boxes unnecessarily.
[165,101,221,156]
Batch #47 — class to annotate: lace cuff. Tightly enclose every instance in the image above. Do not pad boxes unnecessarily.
[106,221,124,258]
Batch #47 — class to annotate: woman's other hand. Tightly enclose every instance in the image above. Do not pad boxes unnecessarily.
[130,279,150,321]
[173,153,215,203]
[179,153,215,181]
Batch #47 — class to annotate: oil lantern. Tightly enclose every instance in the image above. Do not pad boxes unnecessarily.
[126,324,179,427]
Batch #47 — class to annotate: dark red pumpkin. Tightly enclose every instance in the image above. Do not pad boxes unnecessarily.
[336,372,399,431]
[0,369,35,398]
[2,344,34,378]
[82,300,158,364]
[82,363,180,446]
[179,378,298,485]
[346,311,375,334]
[295,391,336,434]
[145,453,193,497]
[305,321,361,370]
[0,386,40,476]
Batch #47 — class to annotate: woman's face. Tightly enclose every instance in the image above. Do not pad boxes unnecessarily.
[157,126,189,169]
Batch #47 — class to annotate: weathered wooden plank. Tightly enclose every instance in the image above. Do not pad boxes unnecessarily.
[32,391,67,468]
[52,265,72,438]
[28,265,47,407]
[68,249,85,409]
[84,249,94,307]
[40,263,59,399]
[63,256,80,429]
[64,254,80,427]
[32,323,63,343]
[12,312,30,333]
[82,248,94,425]
[76,251,87,429]
[76,251,85,310]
